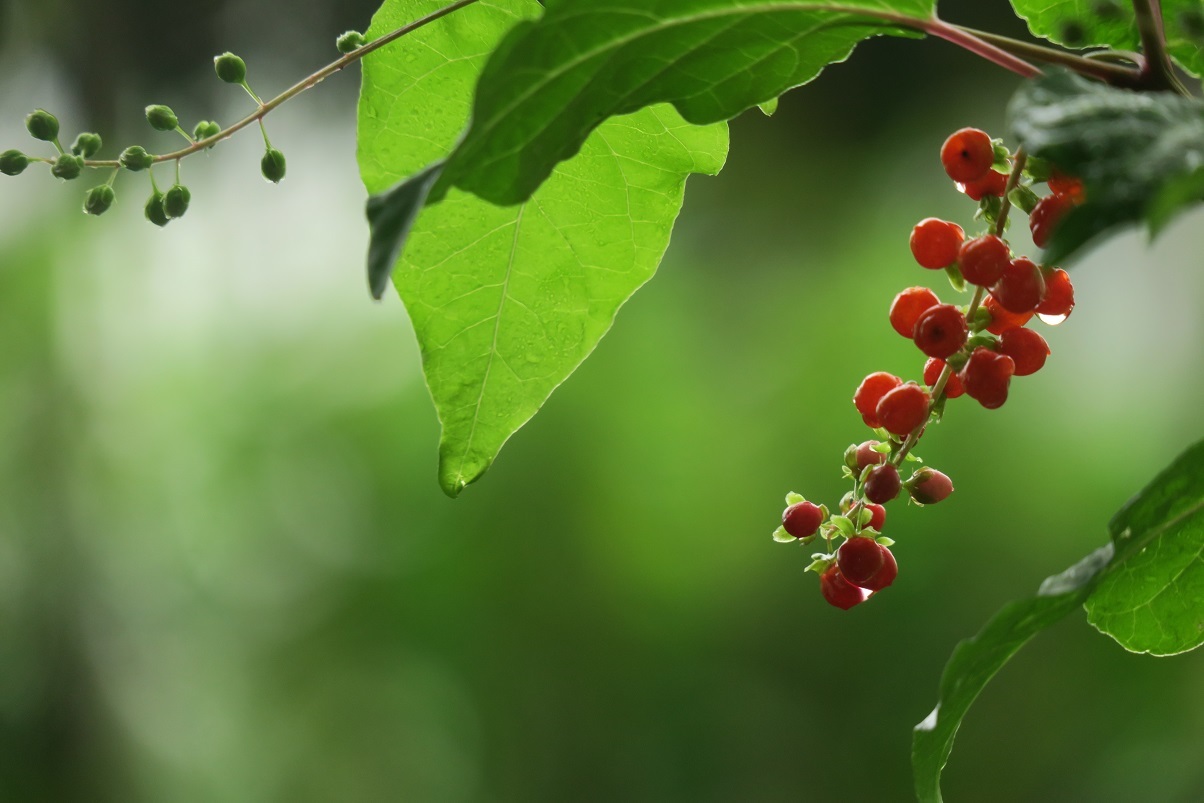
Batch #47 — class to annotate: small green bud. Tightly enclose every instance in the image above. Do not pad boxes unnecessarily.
[0,149,30,176]
[192,120,222,142]
[71,132,103,158]
[119,145,154,171]
[145,104,179,132]
[336,30,367,53]
[163,184,191,219]
[83,184,116,216]
[145,191,171,228]
[261,148,286,183]
[214,52,247,84]
[50,153,84,180]
[25,109,60,142]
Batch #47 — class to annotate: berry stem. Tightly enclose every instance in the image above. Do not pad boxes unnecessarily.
[951,26,1144,86]
[1131,0,1190,94]
[77,0,485,169]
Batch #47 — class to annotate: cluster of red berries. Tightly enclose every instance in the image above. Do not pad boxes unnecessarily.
[773,127,1079,610]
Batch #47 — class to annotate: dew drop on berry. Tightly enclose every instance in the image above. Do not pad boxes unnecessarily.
[1037,312,1068,326]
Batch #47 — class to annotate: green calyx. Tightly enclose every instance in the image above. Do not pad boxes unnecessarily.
[163,184,191,219]
[119,146,154,172]
[261,148,286,183]
[145,104,179,132]
[0,149,30,176]
[144,191,170,228]
[71,132,102,158]
[50,153,84,180]
[214,52,247,84]
[192,120,221,142]
[337,30,367,53]
[83,185,116,216]
[25,109,59,142]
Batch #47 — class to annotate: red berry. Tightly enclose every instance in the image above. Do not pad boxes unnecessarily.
[998,327,1050,376]
[856,546,898,592]
[864,464,901,504]
[910,218,965,269]
[820,564,870,610]
[957,234,1010,287]
[855,440,887,470]
[1030,193,1075,249]
[923,357,965,399]
[992,257,1046,314]
[912,304,969,359]
[1036,268,1075,318]
[983,294,1034,335]
[782,500,825,539]
[865,503,886,531]
[876,383,930,437]
[908,468,955,505]
[889,286,941,338]
[1047,170,1084,202]
[837,536,885,585]
[941,127,994,183]
[960,347,1015,409]
[854,372,903,429]
[961,169,1008,201]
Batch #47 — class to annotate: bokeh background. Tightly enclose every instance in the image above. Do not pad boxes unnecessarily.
[2,1,1204,801]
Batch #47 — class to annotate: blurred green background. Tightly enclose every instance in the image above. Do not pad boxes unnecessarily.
[3,1,1204,801]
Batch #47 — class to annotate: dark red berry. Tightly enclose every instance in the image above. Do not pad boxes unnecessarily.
[908,468,955,505]
[913,304,969,359]
[856,546,898,592]
[890,286,941,338]
[983,294,1034,335]
[923,357,965,399]
[854,372,903,429]
[1030,193,1075,249]
[820,564,870,610]
[876,383,930,437]
[865,503,886,531]
[782,501,824,539]
[855,440,887,470]
[998,327,1050,376]
[960,347,1015,409]
[864,464,901,504]
[992,257,1046,314]
[958,234,1010,287]
[837,536,885,585]
[941,127,994,183]
[1036,268,1075,318]
[910,218,965,269]
[1047,170,1084,202]
[961,169,1008,200]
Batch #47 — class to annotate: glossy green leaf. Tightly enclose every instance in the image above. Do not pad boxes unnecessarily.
[358,0,728,496]
[1008,0,1204,77]
[912,546,1112,803]
[1086,439,1204,655]
[430,0,932,207]
[1008,70,1204,263]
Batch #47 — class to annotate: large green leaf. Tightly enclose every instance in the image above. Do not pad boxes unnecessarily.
[358,0,728,496]
[1007,0,1204,77]
[1008,69,1204,263]
[429,0,933,207]
[913,439,1204,800]
[1086,439,1204,655]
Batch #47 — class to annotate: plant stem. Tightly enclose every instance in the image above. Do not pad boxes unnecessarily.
[921,19,1042,78]
[80,0,484,169]
[1132,0,1189,93]
[953,26,1143,86]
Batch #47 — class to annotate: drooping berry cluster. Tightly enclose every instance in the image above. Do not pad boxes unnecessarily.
[772,127,1080,610]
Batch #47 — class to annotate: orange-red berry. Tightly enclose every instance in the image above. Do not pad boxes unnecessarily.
[890,286,941,338]
[941,127,994,183]
[854,440,887,470]
[1036,267,1075,318]
[992,257,1047,314]
[782,500,825,539]
[961,169,1008,201]
[876,383,930,437]
[913,304,969,359]
[909,218,965,269]
[961,347,1015,409]
[998,327,1050,376]
[864,464,901,504]
[856,546,897,592]
[854,372,903,429]
[923,357,965,398]
[958,234,1010,287]
[1047,170,1084,202]
[820,564,870,610]
[1030,193,1075,249]
[837,536,885,585]
[983,294,1035,335]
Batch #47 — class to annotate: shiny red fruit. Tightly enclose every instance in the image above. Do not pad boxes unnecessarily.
[854,372,903,429]
[992,257,1047,314]
[908,468,955,504]
[1030,193,1075,249]
[958,234,1010,287]
[913,304,969,359]
[910,218,965,269]
[856,546,898,592]
[782,500,824,539]
[961,169,1008,200]
[855,440,887,470]
[837,536,885,585]
[1036,268,1075,318]
[923,357,965,399]
[820,565,871,610]
[1047,170,1085,202]
[864,464,901,504]
[876,383,930,437]
[999,327,1050,376]
[890,286,941,338]
[960,347,1015,409]
[865,503,887,531]
[941,127,994,183]
[983,294,1035,335]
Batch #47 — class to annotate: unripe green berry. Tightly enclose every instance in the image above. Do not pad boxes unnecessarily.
[193,120,222,142]
[163,184,191,218]
[214,52,247,84]
[51,153,84,180]
[25,109,60,142]
[0,149,30,176]
[145,104,179,132]
[71,132,103,158]
[337,30,367,53]
[261,148,286,183]
[83,184,116,216]
[145,191,170,227]
[119,145,154,171]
